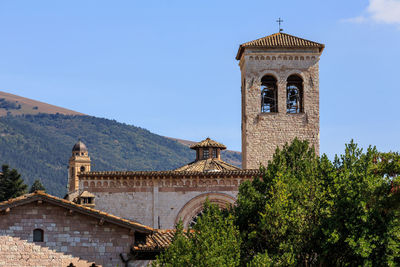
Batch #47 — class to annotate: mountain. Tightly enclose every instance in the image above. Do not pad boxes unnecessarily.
[0,91,84,117]
[0,113,241,197]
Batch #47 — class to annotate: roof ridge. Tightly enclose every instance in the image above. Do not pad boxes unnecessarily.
[0,191,153,232]
[236,32,324,60]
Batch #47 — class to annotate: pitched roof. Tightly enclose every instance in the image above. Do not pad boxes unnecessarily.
[190,138,227,150]
[0,191,153,233]
[79,190,95,198]
[236,32,325,60]
[133,230,176,251]
[174,158,241,172]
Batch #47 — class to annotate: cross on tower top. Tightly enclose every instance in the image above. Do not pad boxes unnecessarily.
[276,18,284,33]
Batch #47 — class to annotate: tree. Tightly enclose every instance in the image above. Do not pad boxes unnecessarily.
[235,138,329,265]
[0,164,28,201]
[154,201,241,267]
[235,139,400,266]
[319,143,400,266]
[29,179,46,193]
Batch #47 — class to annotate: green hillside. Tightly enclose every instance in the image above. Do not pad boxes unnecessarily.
[0,114,241,196]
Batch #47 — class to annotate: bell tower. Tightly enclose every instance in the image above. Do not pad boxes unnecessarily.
[236,32,324,169]
[68,140,91,193]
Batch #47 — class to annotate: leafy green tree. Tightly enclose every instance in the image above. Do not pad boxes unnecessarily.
[235,139,400,266]
[319,143,400,266]
[29,179,46,193]
[154,201,241,267]
[0,164,28,201]
[235,138,329,266]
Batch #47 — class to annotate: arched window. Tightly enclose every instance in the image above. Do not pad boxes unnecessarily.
[261,75,278,113]
[189,210,204,227]
[286,75,303,113]
[33,228,44,242]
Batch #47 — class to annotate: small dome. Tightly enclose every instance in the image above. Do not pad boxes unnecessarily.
[72,141,88,152]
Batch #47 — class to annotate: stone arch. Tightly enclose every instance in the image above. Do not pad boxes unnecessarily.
[175,193,236,228]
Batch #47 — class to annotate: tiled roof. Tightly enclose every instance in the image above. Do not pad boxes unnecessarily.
[190,138,227,150]
[79,190,95,198]
[174,158,241,172]
[80,169,260,179]
[236,32,325,60]
[134,230,176,251]
[0,191,153,233]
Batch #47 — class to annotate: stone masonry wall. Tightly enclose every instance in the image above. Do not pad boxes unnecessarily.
[80,175,247,229]
[0,235,93,267]
[0,202,134,267]
[240,49,321,169]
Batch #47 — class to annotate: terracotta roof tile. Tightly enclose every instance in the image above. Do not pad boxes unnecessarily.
[79,190,95,198]
[190,138,226,150]
[0,191,153,233]
[236,32,325,60]
[174,158,241,172]
[133,230,176,251]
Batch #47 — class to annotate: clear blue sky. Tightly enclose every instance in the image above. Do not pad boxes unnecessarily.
[1,0,399,157]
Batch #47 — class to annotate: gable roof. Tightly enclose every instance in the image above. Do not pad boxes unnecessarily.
[236,32,325,60]
[0,191,153,233]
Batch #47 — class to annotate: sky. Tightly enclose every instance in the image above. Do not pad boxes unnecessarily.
[0,0,400,158]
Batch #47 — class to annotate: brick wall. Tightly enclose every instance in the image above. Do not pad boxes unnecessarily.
[0,202,135,267]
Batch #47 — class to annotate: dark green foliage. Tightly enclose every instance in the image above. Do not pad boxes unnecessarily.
[236,138,327,265]
[0,98,21,110]
[154,201,241,267]
[0,114,196,196]
[319,143,400,266]
[29,179,45,193]
[235,139,400,266]
[0,164,27,201]
[0,114,240,197]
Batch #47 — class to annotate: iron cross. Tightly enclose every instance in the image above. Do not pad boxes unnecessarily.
[276,18,284,33]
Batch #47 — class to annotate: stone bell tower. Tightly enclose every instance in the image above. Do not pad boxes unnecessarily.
[68,140,91,193]
[236,32,324,169]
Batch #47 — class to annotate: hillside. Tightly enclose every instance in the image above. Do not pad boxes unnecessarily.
[0,91,84,117]
[0,114,241,197]
[167,137,241,167]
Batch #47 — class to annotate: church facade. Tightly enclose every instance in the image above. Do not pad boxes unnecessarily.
[0,32,324,266]
[66,32,324,229]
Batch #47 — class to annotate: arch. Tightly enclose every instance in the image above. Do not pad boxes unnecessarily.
[286,74,303,113]
[175,193,236,228]
[261,75,278,113]
[33,228,44,242]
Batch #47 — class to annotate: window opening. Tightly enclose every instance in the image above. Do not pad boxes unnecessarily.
[203,149,209,159]
[33,228,44,242]
[189,210,204,227]
[212,148,217,158]
[261,75,278,113]
[286,75,303,113]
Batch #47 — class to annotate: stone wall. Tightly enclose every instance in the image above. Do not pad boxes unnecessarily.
[0,235,93,267]
[240,49,321,169]
[0,202,134,267]
[79,174,253,229]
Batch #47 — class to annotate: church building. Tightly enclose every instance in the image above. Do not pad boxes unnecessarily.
[0,32,324,267]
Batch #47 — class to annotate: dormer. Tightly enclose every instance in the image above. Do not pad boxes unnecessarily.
[76,191,95,208]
